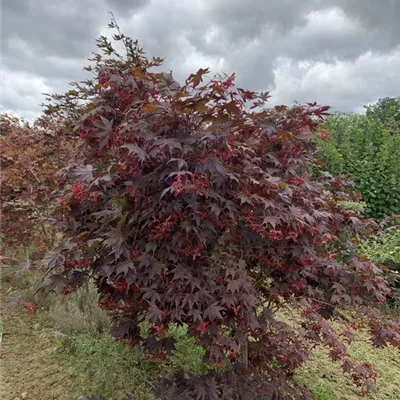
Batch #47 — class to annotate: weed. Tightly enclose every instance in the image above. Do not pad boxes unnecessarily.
[39,284,110,337]
[59,333,158,400]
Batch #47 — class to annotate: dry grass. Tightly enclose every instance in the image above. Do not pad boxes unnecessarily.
[39,284,110,337]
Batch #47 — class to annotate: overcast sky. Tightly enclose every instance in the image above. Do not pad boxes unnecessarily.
[2,0,400,120]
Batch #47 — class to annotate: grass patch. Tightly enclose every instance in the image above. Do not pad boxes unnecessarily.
[56,333,159,400]
[55,324,207,400]
[296,329,400,400]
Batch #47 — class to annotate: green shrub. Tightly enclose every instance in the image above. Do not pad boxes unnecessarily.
[316,112,400,220]
[358,226,400,309]
[167,324,208,375]
[359,229,400,272]
[60,333,158,400]
[336,200,367,215]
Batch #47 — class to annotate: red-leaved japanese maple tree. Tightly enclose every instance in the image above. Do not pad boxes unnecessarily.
[1,113,79,267]
[44,22,400,399]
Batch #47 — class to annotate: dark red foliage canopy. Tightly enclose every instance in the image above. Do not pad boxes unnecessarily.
[1,113,79,264]
[45,23,400,399]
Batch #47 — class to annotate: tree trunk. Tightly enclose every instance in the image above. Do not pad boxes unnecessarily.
[240,335,249,368]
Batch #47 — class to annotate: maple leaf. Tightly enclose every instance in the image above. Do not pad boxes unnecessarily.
[225,101,241,116]
[48,275,70,293]
[43,250,64,269]
[93,116,114,148]
[67,165,94,182]
[102,228,127,259]
[227,279,242,294]
[156,138,183,152]
[167,158,188,170]
[121,143,147,161]
[204,303,224,320]
[187,68,210,88]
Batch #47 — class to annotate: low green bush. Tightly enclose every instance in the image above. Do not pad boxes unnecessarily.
[358,227,400,309]
[167,324,207,376]
[359,229,400,272]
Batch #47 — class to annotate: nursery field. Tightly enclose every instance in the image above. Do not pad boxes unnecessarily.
[2,21,400,400]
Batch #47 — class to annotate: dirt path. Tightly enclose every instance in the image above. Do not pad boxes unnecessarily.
[1,283,75,400]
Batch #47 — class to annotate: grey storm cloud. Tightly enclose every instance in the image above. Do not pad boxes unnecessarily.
[1,0,400,120]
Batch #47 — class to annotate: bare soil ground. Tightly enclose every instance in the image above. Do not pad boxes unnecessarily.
[1,283,74,400]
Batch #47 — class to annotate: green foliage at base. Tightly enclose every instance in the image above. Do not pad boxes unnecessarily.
[56,334,157,400]
[56,325,207,400]
[166,324,208,375]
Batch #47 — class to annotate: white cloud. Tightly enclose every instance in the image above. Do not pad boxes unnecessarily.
[271,48,400,111]
[1,68,51,121]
